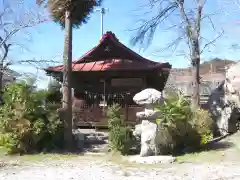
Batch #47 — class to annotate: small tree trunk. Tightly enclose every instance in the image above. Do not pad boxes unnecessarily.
[0,63,3,92]
[0,64,3,104]
[62,9,73,151]
[191,38,200,109]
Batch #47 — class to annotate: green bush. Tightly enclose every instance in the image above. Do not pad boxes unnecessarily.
[0,81,63,154]
[154,93,213,154]
[0,133,8,146]
[192,108,214,145]
[107,104,132,155]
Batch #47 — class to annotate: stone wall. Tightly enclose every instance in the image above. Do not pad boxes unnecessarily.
[165,69,226,97]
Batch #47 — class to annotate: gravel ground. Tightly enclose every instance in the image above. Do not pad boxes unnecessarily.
[1,132,240,180]
[1,158,240,180]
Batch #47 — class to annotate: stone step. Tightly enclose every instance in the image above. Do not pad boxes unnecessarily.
[83,142,109,153]
[73,129,109,151]
[84,133,108,146]
[85,134,108,141]
[84,139,108,146]
[84,144,109,153]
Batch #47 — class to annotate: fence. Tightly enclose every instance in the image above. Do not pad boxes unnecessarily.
[72,92,143,128]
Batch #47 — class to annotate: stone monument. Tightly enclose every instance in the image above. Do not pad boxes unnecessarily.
[208,62,240,135]
[132,88,163,157]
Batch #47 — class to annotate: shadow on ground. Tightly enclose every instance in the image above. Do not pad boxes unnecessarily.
[202,132,240,152]
[203,141,235,151]
[176,132,240,163]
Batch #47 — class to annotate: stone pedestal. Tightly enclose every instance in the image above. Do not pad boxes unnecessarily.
[133,88,163,157]
[128,155,176,164]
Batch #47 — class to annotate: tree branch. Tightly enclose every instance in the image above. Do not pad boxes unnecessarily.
[131,1,178,47]
[176,0,192,28]
[0,36,11,63]
[194,0,205,37]
[0,19,47,49]
[200,29,224,54]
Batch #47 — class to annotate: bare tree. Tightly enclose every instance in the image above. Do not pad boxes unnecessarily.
[132,0,224,109]
[0,0,46,91]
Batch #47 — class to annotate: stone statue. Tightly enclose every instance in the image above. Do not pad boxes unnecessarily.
[132,88,163,157]
[208,62,240,136]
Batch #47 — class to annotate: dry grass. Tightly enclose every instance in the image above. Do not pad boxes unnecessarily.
[0,146,107,164]
[176,150,225,163]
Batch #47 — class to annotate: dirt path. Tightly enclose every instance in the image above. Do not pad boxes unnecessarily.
[1,158,240,180]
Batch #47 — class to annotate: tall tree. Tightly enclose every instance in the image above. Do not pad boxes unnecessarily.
[37,0,102,150]
[132,0,223,109]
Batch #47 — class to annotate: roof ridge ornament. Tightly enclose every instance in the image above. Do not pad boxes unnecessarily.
[104,45,111,52]
[100,31,119,43]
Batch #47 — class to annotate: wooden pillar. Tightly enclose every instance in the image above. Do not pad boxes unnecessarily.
[124,93,130,124]
[142,76,147,89]
[125,103,128,123]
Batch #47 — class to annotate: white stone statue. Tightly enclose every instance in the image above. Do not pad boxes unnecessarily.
[208,62,240,135]
[133,88,164,157]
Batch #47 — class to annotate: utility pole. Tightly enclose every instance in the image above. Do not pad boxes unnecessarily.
[96,7,109,39]
[96,7,109,111]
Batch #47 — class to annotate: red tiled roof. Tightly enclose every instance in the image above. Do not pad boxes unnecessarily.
[46,31,171,72]
[47,59,171,72]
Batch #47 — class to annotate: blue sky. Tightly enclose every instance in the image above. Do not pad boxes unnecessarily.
[8,0,240,89]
